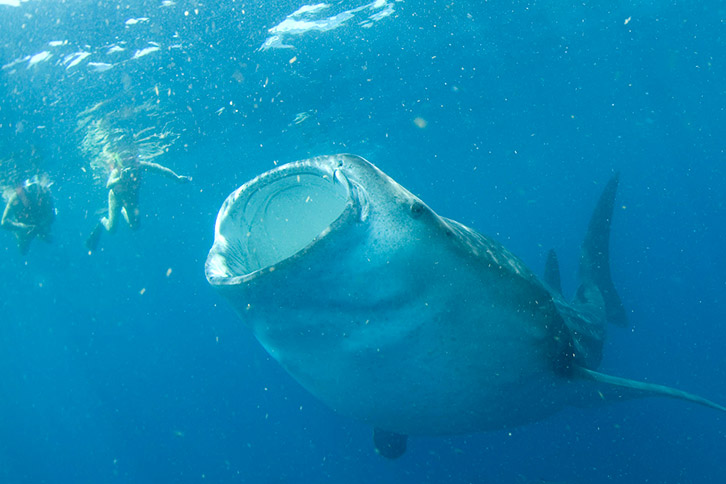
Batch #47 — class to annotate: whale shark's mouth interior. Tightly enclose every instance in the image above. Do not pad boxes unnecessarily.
[215,169,350,278]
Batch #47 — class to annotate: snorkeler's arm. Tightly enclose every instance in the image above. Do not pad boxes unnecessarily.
[1,195,31,232]
[139,161,192,183]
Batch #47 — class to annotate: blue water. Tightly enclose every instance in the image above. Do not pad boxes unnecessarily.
[1,1,724,482]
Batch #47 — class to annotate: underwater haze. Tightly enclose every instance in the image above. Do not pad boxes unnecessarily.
[1,1,725,483]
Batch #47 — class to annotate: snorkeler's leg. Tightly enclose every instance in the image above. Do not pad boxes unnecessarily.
[121,203,140,230]
[101,189,120,233]
[88,190,118,251]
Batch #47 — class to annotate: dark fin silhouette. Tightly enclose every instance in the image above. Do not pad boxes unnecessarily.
[373,428,407,459]
[575,366,726,413]
[86,222,103,251]
[578,174,627,327]
[544,249,562,295]
[17,233,32,255]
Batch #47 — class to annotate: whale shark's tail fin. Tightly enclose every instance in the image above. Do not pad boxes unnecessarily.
[577,174,627,327]
[575,366,726,413]
[556,175,625,369]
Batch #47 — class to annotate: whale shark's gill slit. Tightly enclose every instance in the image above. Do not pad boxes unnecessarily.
[228,171,349,277]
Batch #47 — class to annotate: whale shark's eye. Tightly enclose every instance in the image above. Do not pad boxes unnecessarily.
[410,201,427,218]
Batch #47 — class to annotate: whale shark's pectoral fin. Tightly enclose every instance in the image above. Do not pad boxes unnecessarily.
[373,428,408,459]
[544,249,563,295]
[574,366,726,413]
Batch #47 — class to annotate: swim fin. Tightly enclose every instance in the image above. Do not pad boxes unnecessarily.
[86,222,103,251]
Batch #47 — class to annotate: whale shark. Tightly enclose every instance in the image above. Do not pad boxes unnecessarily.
[205,153,725,458]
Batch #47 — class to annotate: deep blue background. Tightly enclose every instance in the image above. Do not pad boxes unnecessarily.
[1,1,724,483]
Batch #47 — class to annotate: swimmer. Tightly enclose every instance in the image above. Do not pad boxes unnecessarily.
[86,151,191,251]
[1,176,55,255]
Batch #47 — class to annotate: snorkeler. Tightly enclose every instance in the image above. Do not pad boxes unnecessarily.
[1,176,55,255]
[86,152,191,251]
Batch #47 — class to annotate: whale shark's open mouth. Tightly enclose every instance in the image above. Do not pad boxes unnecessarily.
[206,161,356,284]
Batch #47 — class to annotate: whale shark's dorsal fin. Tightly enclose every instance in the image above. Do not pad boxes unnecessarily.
[544,249,562,295]
[578,174,628,327]
[575,366,726,413]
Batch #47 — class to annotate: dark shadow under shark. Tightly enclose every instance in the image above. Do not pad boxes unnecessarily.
[205,154,725,459]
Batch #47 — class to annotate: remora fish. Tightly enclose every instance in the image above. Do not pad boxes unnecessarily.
[205,154,725,458]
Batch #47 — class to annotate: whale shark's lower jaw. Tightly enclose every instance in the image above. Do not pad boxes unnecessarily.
[206,156,366,286]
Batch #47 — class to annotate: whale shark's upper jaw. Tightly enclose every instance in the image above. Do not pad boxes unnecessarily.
[205,155,370,285]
